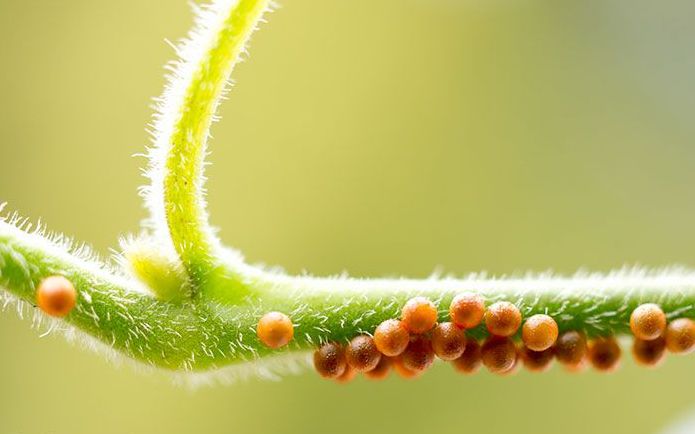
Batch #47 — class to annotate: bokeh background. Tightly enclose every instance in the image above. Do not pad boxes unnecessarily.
[1,0,695,433]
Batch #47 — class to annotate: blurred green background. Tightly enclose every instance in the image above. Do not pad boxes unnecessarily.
[1,0,695,433]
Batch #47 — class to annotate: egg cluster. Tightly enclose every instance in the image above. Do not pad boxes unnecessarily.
[305,294,570,380]
[256,294,695,381]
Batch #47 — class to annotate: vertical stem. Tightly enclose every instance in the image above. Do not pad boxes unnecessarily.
[154,0,271,290]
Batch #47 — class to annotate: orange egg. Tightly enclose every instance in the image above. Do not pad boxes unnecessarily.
[554,331,587,367]
[335,365,358,384]
[313,342,347,379]
[485,301,522,337]
[256,311,294,349]
[481,336,517,374]
[392,356,421,379]
[588,337,621,372]
[520,346,554,372]
[452,339,482,375]
[36,275,77,317]
[522,314,558,352]
[449,293,485,329]
[401,335,435,372]
[374,319,410,357]
[431,322,467,361]
[629,303,666,341]
[632,337,666,368]
[401,297,438,334]
[665,318,695,354]
[364,356,392,380]
[345,335,381,372]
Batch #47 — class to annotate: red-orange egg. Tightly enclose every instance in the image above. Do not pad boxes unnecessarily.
[522,314,558,352]
[401,335,435,372]
[449,293,485,329]
[632,337,666,367]
[345,335,381,372]
[256,311,294,349]
[563,357,588,373]
[335,365,358,384]
[554,331,587,367]
[520,346,554,372]
[431,322,467,361]
[36,275,77,317]
[481,336,517,374]
[630,303,666,341]
[452,339,482,375]
[485,301,522,337]
[313,342,347,379]
[364,356,392,380]
[665,318,695,354]
[498,346,521,377]
[374,319,410,357]
[392,356,421,379]
[401,297,438,334]
[588,337,621,372]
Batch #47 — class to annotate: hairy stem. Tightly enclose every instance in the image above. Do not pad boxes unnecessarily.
[2,218,694,373]
[148,0,271,291]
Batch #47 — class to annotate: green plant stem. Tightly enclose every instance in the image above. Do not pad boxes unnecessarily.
[2,219,694,372]
[158,0,270,290]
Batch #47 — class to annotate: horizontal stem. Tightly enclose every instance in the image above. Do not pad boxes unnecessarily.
[2,220,695,372]
[249,266,695,342]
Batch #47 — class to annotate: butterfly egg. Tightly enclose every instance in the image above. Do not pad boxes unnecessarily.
[630,303,666,341]
[449,293,485,329]
[346,335,382,372]
[522,314,558,351]
[665,318,695,354]
[564,357,589,373]
[401,335,435,372]
[520,346,554,372]
[401,297,438,334]
[36,275,77,317]
[452,339,482,375]
[554,331,588,368]
[374,319,410,357]
[314,342,347,379]
[632,337,666,368]
[256,312,294,349]
[393,356,421,379]
[499,344,522,377]
[364,356,392,380]
[431,322,467,361]
[485,301,522,337]
[588,337,621,372]
[481,336,517,374]
[335,365,358,384]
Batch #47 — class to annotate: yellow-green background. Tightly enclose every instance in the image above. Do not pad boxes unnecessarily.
[1,1,695,433]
